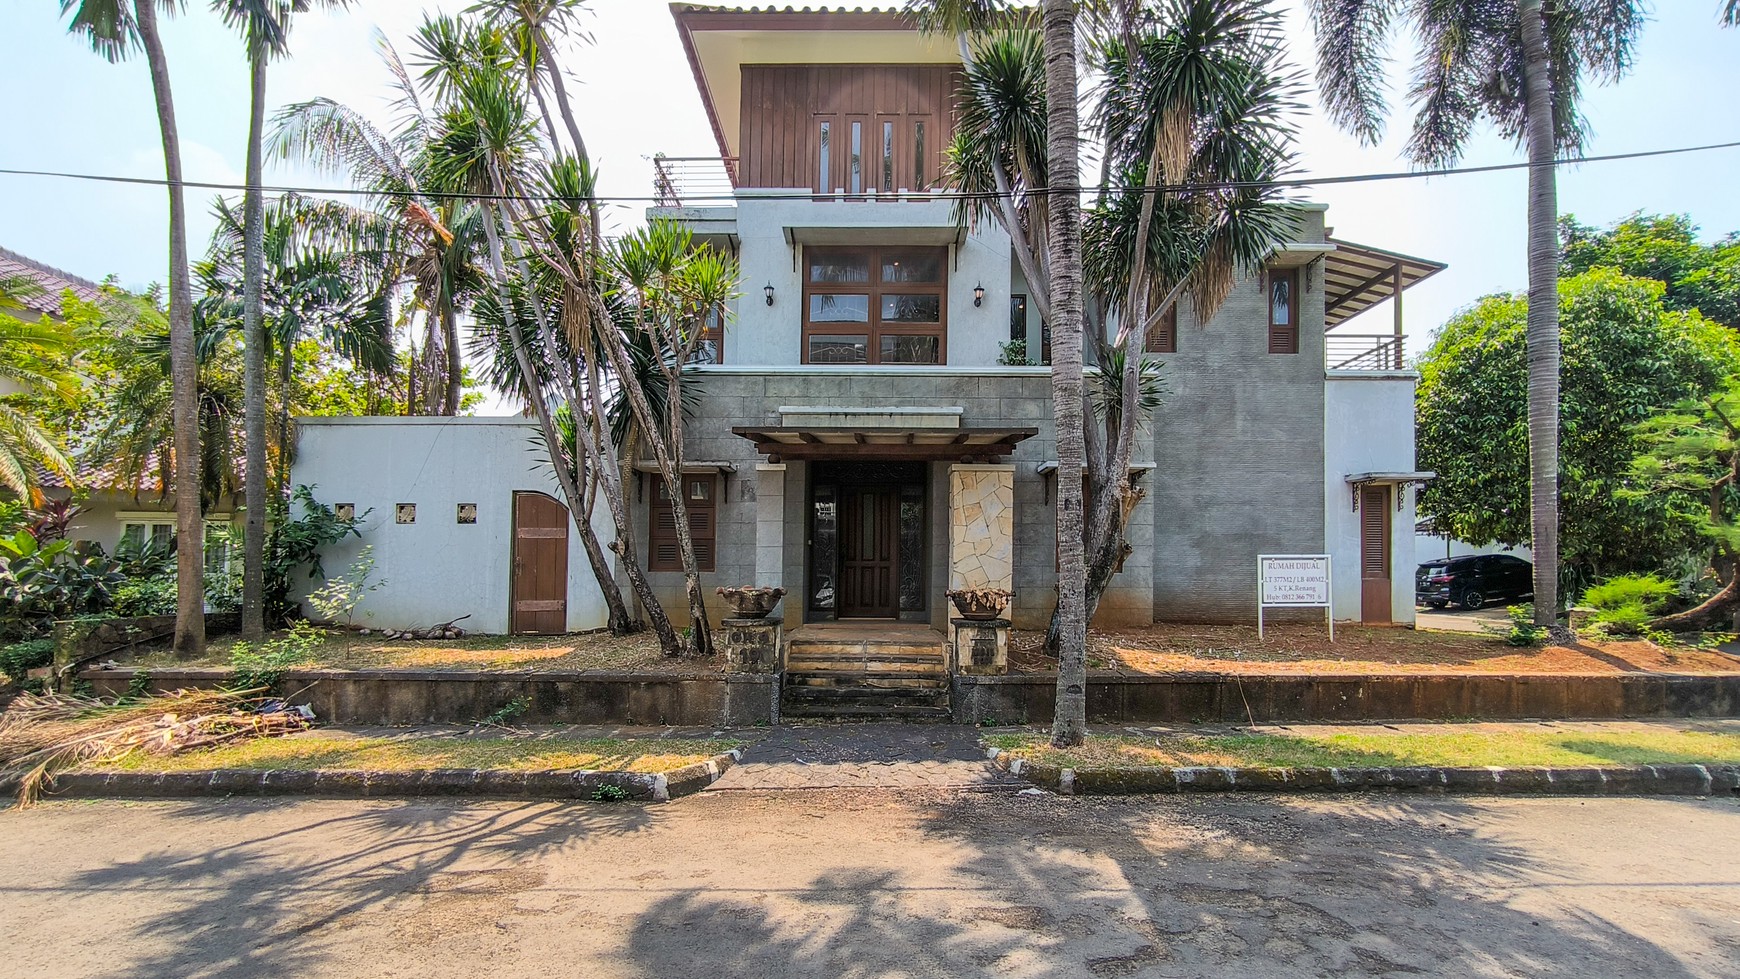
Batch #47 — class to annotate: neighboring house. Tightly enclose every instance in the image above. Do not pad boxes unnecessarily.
[0,245,101,400]
[293,4,1440,636]
[1,245,239,570]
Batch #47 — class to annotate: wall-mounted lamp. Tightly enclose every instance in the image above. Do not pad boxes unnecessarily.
[764,282,776,306]
[973,282,985,307]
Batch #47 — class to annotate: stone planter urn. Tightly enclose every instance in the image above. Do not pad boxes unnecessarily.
[715,586,786,619]
[946,587,1013,621]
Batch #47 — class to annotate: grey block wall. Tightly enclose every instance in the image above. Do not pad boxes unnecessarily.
[1146,259,1330,623]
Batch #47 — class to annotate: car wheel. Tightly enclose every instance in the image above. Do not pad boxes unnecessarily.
[1428,600,1448,609]
[1460,591,1485,611]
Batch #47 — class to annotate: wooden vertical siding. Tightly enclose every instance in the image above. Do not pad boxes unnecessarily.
[739,64,961,191]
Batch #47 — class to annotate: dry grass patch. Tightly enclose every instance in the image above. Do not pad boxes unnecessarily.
[126,628,711,675]
[1008,622,1740,676]
[91,730,740,774]
[987,728,1740,770]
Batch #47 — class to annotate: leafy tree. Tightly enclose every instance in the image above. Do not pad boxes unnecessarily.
[1626,379,1740,631]
[1417,269,1740,586]
[62,0,206,655]
[1561,212,1740,328]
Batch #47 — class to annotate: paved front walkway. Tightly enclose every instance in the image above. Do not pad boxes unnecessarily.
[707,723,1023,791]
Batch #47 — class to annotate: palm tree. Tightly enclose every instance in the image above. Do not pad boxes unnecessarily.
[1305,2,1667,628]
[0,278,76,501]
[216,0,352,640]
[199,193,397,464]
[271,32,484,415]
[61,0,204,655]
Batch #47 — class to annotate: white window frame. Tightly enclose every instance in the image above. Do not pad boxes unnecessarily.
[117,512,236,573]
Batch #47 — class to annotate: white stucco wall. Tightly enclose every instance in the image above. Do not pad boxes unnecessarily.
[1324,372,1420,623]
[289,417,614,634]
[673,191,1017,367]
[1415,535,1534,563]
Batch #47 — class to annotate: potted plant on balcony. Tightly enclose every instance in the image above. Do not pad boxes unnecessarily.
[714,586,785,619]
[946,587,1013,621]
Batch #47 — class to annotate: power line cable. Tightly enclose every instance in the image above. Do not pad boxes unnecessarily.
[0,138,1737,205]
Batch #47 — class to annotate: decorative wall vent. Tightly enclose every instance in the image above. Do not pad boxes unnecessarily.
[457,503,477,524]
[395,503,416,524]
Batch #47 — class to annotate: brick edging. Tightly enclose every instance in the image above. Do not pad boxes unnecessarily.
[33,749,742,804]
[984,748,1740,797]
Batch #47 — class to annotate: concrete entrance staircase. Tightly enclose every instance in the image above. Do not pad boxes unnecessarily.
[782,625,950,721]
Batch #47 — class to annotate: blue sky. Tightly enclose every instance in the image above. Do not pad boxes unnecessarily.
[2,0,1737,390]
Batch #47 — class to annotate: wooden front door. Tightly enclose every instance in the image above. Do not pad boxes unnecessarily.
[839,485,899,618]
[511,491,568,635]
[1360,484,1393,624]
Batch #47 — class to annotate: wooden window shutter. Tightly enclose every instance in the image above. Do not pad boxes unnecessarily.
[1268,268,1299,354]
[1360,486,1389,577]
[649,475,717,573]
[1145,304,1177,354]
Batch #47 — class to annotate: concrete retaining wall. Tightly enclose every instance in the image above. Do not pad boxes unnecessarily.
[80,669,776,727]
[952,674,1740,725]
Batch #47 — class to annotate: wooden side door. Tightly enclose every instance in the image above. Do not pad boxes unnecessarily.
[1360,484,1393,624]
[511,491,569,635]
[839,486,898,618]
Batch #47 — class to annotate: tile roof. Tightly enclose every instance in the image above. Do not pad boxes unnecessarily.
[0,246,103,318]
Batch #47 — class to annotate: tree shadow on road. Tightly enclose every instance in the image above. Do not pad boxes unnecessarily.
[58,798,656,979]
[621,791,1720,979]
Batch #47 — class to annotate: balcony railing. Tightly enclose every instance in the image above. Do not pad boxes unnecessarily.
[1326,333,1405,371]
[651,156,738,207]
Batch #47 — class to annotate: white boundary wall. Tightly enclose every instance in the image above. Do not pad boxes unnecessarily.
[1323,372,1419,624]
[290,417,614,634]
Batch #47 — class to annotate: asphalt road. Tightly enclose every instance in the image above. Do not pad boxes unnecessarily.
[3,792,1737,978]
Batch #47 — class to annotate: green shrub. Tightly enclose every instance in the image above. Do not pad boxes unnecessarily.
[1503,605,1545,647]
[0,638,56,682]
[1583,574,1676,612]
[229,622,322,692]
[1592,602,1653,635]
[112,576,178,617]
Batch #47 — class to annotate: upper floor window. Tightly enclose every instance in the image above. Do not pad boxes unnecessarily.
[690,306,724,365]
[803,246,947,365]
[1145,304,1178,354]
[1268,268,1299,354]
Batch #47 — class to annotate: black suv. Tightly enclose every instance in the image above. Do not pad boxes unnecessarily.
[1416,554,1533,610]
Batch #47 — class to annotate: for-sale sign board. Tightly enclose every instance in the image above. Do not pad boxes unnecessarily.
[1257,554,1333,640]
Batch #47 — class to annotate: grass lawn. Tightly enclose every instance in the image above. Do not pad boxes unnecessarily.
[1007,622,1740,676]
[124,627,708,675]
[89,731,741,774]
[985,728,1740,770]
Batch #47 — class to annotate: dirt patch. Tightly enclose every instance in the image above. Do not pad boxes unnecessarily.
[122,628,717,675]
[1006,622,1740,676]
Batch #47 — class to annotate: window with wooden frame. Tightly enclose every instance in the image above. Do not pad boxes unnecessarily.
[802,246,947,365]
[1267,268,1299,354]
[649,474,716,572]
[1145,303,1178,354]
[690,305,724,365]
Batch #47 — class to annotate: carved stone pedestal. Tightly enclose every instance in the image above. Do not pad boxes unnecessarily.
[950,618,1010,676]
[721,617,783,673]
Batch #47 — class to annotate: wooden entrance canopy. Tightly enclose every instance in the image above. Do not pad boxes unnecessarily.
[733,425,1036,463]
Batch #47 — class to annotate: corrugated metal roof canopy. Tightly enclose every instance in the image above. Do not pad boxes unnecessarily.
[1322,237,1446,331]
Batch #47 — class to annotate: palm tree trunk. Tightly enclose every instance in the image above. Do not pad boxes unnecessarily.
[137,0,203,657]
[1519,0,1561,630]
[241,51,269,640]
[1042,0,1089,747]
[441,293,462,415]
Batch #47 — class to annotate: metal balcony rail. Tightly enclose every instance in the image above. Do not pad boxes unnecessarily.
[1326,333,1405,371]
[651,156,739,207]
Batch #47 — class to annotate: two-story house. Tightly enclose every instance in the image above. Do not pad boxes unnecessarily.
[293,4,1440,655]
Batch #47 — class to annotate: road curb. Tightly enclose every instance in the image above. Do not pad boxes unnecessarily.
[983,748,1740,797]
[31,749,743,804]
